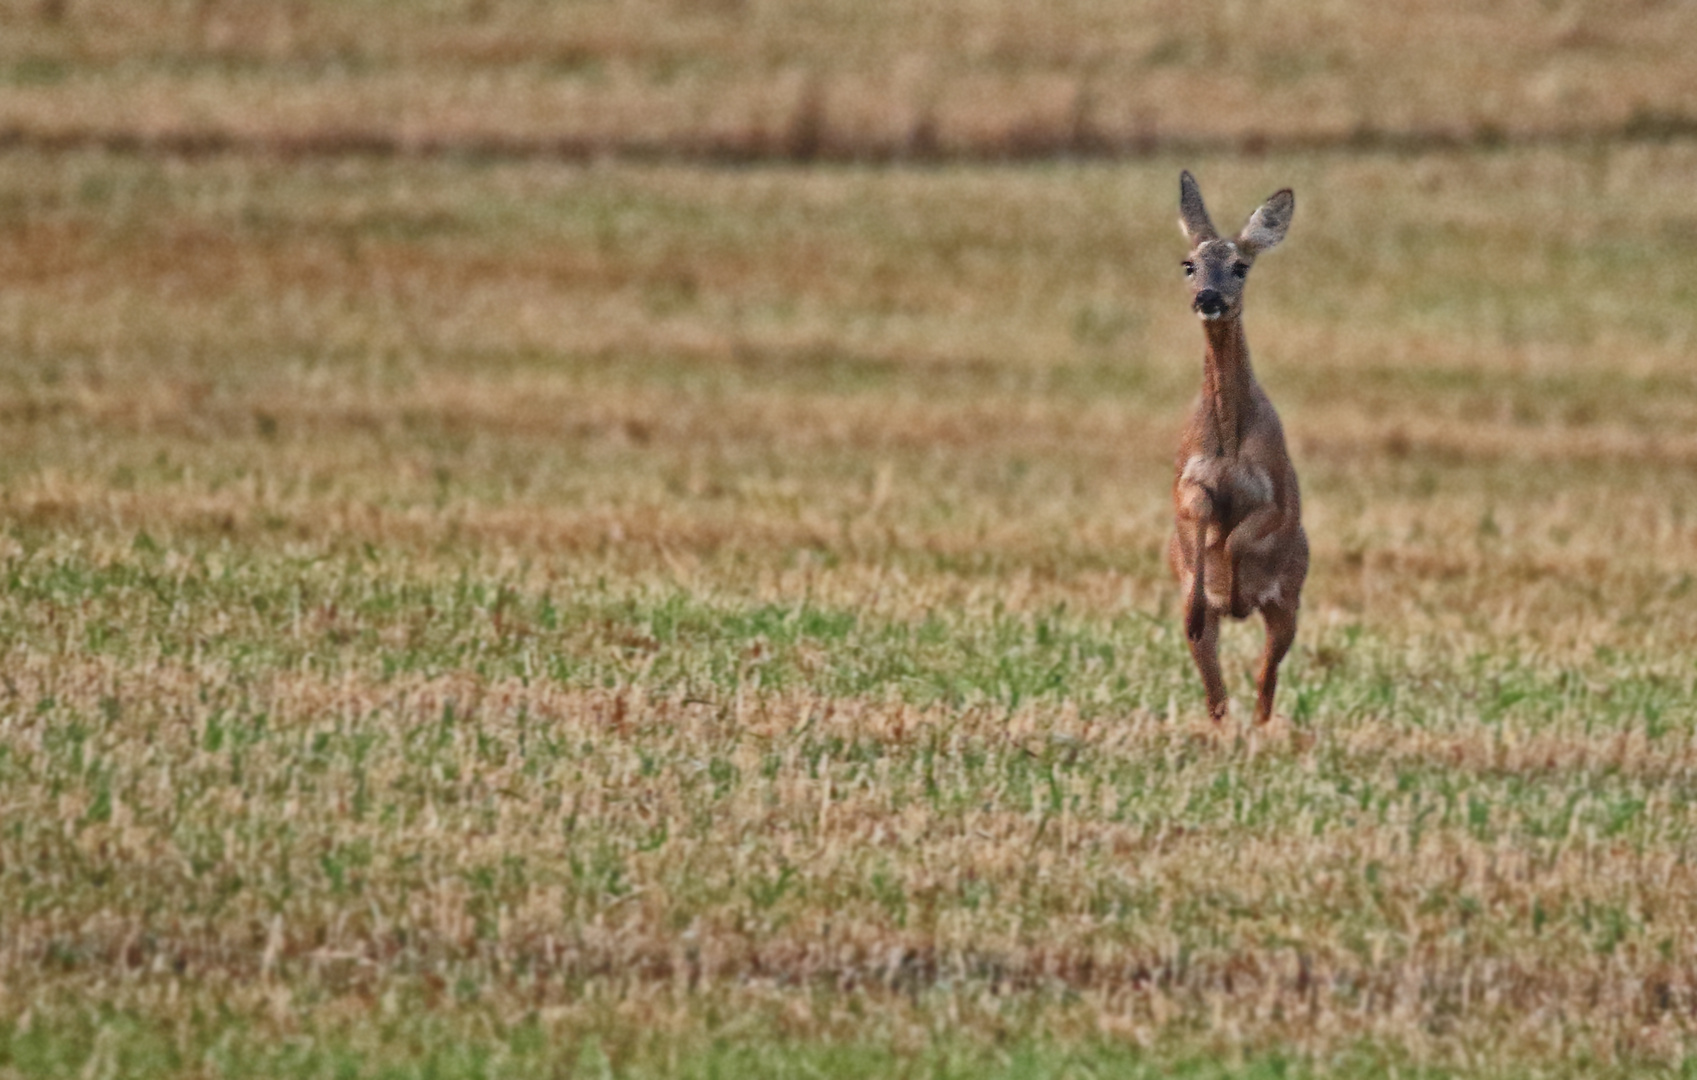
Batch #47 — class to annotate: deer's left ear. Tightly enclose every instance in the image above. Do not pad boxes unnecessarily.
[1238,189,1294,256]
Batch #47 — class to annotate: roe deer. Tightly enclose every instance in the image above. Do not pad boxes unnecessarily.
[1168,170,1308,724]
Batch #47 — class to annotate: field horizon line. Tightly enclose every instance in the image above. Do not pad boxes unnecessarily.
[1,109,1694,168]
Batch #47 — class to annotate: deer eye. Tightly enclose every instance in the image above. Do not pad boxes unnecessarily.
[1182,261,1195,278]
[1231,262,1249,279]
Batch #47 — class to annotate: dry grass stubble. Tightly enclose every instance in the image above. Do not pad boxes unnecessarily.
[0,144,1696,1073]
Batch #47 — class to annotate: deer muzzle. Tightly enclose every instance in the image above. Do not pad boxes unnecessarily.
[1193,289,1227,320]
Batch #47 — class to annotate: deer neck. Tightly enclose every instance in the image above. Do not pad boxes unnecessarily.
[1201,316,1255,459]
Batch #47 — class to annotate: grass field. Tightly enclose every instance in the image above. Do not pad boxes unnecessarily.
[3,6,1697,1078]
[4,0,1697,158]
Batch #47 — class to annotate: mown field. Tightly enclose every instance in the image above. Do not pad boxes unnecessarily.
[3,5,1697,1078]
[4,0,1697,158]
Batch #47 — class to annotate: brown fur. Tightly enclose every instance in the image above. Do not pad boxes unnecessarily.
[1167,171,1308,724]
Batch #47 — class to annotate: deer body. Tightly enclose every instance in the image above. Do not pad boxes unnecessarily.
[1167,171,1308,724]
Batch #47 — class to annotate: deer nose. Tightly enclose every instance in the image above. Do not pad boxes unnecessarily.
[1193,290,1226,317]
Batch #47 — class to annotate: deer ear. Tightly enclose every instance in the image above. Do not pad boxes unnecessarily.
[1238,189,1294,255]
[1178,171,1218,244]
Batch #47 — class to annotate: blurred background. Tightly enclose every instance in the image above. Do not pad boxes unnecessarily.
[4,0,1696,160]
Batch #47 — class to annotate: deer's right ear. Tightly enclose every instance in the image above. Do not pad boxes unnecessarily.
[1178,171,1218,244]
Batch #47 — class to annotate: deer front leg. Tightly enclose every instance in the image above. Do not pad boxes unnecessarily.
[1224,501,1281,563]
[1185,523,1210,642]
[1185,457,1269,606]
[1220,478,1280,614]
[1177,463,1227,635]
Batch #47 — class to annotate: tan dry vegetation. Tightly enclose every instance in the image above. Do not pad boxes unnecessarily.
[1,137,1697,1073]
[1,0,1696,160]
[4,656,1697,1067]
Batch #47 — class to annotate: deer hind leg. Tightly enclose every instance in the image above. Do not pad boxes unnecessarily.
[1254,603,1298,725]
[1186,605,1229,722]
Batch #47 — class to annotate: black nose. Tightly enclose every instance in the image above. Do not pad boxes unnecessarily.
[1194,289,1225,316]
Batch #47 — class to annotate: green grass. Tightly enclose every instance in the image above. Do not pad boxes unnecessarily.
[7,1016,1608,1080]
[3,140,1697,1076]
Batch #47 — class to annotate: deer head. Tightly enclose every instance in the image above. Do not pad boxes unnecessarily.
[1177,170,1294,323]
